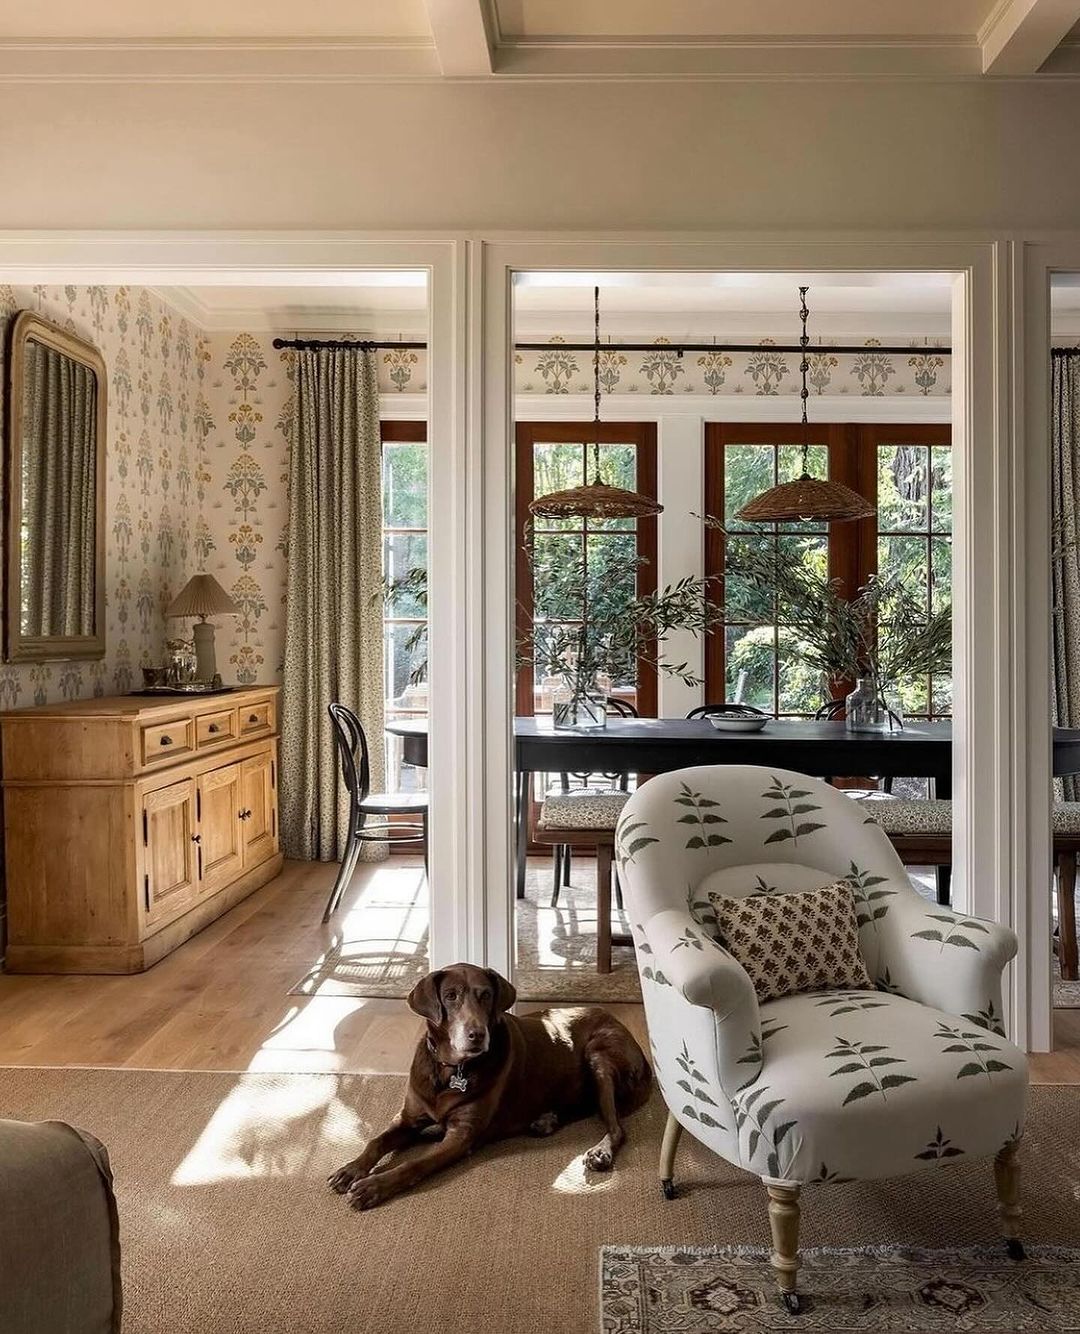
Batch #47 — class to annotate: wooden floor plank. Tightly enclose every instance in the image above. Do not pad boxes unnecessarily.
[0,857,1076,1081]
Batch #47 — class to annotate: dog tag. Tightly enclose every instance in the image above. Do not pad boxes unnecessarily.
[449,1069,468,1093]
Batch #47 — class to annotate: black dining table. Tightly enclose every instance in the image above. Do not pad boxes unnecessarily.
[386,716,1080,898]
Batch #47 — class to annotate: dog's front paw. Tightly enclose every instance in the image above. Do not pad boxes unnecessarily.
[328,1159,369,1194]
[347,1174,393,1211]
[584,1145,613,1172]
[528,1111,559,1137]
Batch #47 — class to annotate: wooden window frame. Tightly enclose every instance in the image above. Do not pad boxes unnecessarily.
[515,421,659,718]
[381,419,428,839]
[704,421,951,717]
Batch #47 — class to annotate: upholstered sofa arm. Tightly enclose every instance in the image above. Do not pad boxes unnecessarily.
[874,893,1017,1033]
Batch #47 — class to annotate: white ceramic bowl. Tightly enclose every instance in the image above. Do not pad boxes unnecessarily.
[706,714,769,733]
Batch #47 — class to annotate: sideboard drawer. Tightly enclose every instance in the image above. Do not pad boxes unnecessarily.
[239,700,274,736]
[196,708,238,749]
[141,717,195,766]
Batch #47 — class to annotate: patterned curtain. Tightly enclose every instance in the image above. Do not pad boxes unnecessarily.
[1052,351,1080,801]
[21,341,97,637]
[280,347,385,860]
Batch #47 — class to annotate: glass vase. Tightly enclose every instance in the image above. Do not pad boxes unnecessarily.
[845,677,888,733]
[551,682,607,732]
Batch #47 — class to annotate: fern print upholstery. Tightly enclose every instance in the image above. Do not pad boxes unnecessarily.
[615,765,1029,1312]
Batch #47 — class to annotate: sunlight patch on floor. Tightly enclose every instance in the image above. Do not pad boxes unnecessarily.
[550,1152,619,1195]
[245,997,374,1074]
[171,1071,362,1185]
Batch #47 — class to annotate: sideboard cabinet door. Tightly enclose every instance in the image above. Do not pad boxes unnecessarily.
[142,779,199,928]
[240,751,277,869]
[197,763,245,894]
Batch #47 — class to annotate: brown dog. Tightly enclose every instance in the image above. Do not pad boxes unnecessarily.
[328,963,651,1210]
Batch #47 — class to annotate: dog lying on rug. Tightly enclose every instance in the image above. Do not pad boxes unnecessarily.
[329,963,652,1210]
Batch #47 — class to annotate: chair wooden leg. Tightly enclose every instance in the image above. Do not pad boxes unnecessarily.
[564,846,572,885]
[659,1111,682,1200]
[323,828,362,923]
[551,846,563,907]
[1057,851,1078,981]
[994,1140,1025,1260]
[766,1184,801,1313]
[613,866,624,912]
[936,864,952,907]
[596,843,613,974]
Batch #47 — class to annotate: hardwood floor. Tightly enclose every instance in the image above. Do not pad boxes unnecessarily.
[0,856,1076,1081]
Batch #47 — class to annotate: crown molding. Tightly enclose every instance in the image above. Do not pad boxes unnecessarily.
[2,29,1079,82]
[0,37,441,83]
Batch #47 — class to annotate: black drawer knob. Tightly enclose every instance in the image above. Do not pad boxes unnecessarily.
[160,735,173,746]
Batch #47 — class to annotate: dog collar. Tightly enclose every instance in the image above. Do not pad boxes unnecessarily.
[425,1037,470,1090]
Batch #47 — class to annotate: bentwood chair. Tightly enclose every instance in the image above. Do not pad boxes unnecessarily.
[686,702,771,722]
[616,766,1028,1312]
[322,702,428,923]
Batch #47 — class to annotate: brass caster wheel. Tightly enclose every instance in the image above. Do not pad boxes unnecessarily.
[781,1291,801,1315]
[1004,1237,1026,1262]
[660,1178,676,1201]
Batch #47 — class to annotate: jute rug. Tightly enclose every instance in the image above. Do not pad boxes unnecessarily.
[1,1070,1077,1334]
[600,1243,1080,1332]
[291,862,642,1003]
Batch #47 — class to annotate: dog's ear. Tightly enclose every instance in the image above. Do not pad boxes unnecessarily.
[486,969,517,1015]
[407,970,445,1024]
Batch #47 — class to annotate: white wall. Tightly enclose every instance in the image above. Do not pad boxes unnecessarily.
[1,80,1080,231]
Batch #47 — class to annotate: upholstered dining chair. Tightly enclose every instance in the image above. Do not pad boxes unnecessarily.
[615,766,1029,1313]
[855,793,1080,977]
[544,696,638,907]
[323,703,428,923]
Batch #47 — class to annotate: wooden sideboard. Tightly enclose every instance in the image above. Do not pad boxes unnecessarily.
[0,685,283,973]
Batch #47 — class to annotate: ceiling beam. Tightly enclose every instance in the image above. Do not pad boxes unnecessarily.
[423,0,495,76]
[980,0,1080,74]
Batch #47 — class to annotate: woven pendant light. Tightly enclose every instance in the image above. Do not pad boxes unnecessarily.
[735,287,875,525]
[529,287,664,522]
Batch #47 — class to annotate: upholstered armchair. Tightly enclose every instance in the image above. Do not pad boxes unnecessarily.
[615,765,1029,1313]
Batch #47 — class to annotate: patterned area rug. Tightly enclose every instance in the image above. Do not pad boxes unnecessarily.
[600,1244,1080,1332]
[290,859,642,1003]
[1053,956,1080,1008]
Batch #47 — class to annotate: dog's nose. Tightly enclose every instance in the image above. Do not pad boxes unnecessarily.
[465,1027,485,1047]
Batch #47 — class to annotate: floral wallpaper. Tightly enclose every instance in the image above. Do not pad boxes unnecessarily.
[200,332,292,686]
[0,284,207,708]
[373,335,951,398]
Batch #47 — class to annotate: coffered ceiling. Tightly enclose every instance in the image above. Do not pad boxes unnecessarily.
[2,0,1079,81]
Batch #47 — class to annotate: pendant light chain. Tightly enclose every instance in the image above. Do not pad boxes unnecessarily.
[732,281,876,524]
[799,284,811,476]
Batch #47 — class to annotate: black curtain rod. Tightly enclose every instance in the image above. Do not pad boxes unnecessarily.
[274,335,952,357]
[272,335,1080,358]
[272,337,425,351]
[514,340,953,356]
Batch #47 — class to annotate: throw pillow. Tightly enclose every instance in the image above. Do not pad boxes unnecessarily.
[707,880,872,1003]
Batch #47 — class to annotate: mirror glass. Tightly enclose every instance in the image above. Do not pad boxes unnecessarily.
[7,312,106,660]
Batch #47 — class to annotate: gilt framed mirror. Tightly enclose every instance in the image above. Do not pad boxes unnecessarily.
[5,311,107,661]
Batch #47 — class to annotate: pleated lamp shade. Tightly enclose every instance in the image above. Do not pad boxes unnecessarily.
[166,574,239,620]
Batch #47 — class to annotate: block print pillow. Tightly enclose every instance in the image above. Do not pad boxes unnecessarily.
[708,881,872,1003]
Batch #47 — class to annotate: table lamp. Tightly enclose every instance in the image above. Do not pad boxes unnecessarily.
[166,574,239,681]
